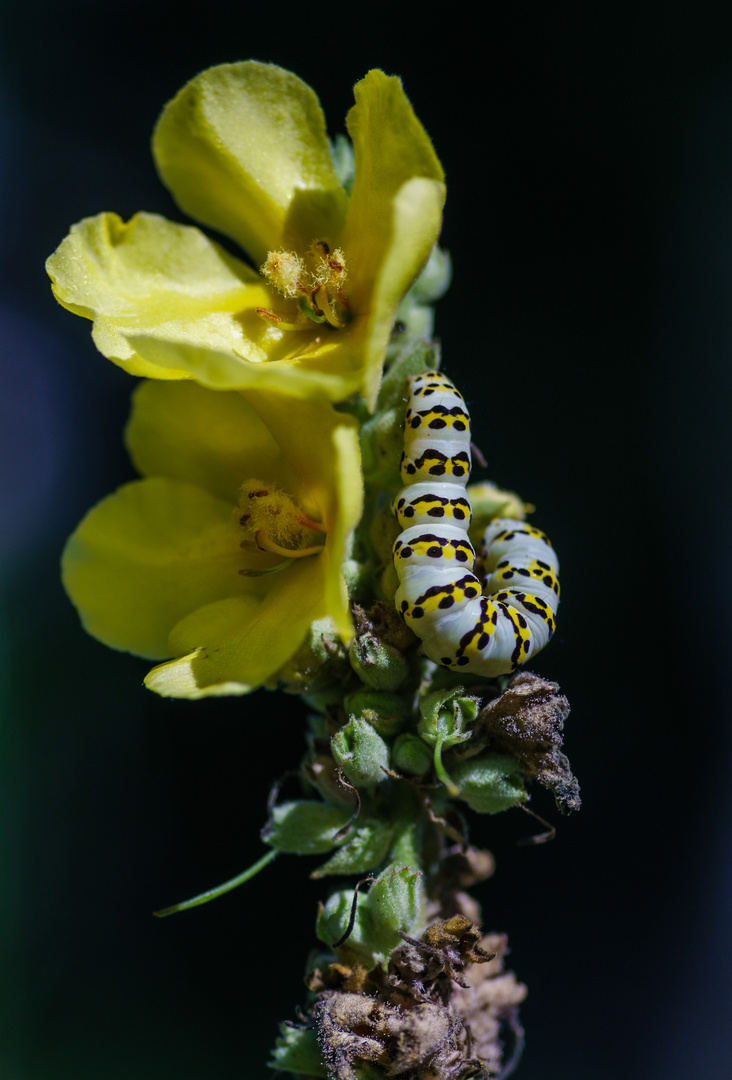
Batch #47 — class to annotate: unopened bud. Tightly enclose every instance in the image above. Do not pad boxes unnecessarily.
[331,717,390,787]
[316,863,423,966]
[343,689,410,737]
[392,733,433,777]
[349,630,408,691]
[450,754,526,814]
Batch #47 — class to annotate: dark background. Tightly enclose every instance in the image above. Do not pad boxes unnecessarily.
[2,2,731,1077]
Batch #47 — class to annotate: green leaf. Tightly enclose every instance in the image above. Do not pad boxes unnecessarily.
[262,801,352,855]
[310,822,394,879]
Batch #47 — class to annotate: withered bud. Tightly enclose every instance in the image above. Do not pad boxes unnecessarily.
[307,961,374,995]
[389,915,495,1000]
[450,933,528,1080]
[304,915,523,1079]
[353,601,417,653]
[315,991,470,1080]
[472,671,581,813]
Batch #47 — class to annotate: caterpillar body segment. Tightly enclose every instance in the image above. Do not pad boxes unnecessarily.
[392,372,560,678]
[399,372,472,485]
[392,483,473,532]
[482,521,560,644]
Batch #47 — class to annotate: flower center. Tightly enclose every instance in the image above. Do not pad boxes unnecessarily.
[237,480,326,576]
[257,240,350,331]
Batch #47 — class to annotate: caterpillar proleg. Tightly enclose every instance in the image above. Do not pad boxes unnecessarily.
[392,372,560,678]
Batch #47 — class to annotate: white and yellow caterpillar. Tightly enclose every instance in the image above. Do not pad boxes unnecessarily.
[392,371,560,677]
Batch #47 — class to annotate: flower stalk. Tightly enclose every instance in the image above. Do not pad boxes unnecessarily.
[48,60,580,1079]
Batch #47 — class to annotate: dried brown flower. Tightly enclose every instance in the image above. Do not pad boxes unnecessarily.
[450,935,527,1080]
[468,672,581,813]
[389,915,495,1001]
[311,917,523,1079]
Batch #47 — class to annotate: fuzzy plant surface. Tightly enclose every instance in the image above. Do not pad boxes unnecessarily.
[48,60,579,1080]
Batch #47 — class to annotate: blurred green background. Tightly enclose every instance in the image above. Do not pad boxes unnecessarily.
[2,2,731,1077]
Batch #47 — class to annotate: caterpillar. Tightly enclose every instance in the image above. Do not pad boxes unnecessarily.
[392,371,560,678]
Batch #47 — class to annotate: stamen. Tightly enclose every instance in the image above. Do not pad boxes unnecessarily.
[296,513,325,532]
[312,284,345,329]
[255,530,325,559]
[256,307,309,332]
[259,241,350,331]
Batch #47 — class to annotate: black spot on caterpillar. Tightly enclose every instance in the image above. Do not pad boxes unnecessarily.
[392,372,560,677]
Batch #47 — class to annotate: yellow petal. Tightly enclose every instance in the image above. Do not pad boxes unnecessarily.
[343,69,445,304]
[242,391,363,642]
[145,556,325,698]
[152,62,349,266]
[122,334,365,400]
[125,380,298,505]
[62,478,257,659]
[359,177,446,409]
[46,212,269,378]
[341,70,446,406]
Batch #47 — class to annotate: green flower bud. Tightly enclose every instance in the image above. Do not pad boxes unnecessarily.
[343,689,410,737]
[378,559,400,607]
[406,244,452,306]
[374,339,440,413]
[392,733,433,777]
[418,688,479,745]
[316,862,423,967]
[329,133,355,194]
[394,302,434,342]
[450,754,526,814]
[316,888,356,951]
[349,630,408,691]
[341,557,370,599]
[418,688,478,793]
[261,801,351,855]
[331,717,390,787]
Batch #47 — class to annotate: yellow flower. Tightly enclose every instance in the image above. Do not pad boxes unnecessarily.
[46,63,445,408]
[62,380,362,698]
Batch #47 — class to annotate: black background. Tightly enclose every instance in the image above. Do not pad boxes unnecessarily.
[2,2,732,1077]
